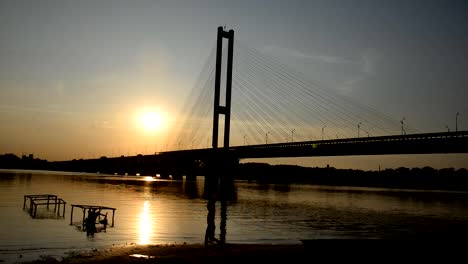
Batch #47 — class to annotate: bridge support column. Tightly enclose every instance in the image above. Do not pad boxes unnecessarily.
[204,150,238,246]
[212,26,234,149]
[204,151,238,197]
[205,27,236,246]
[186,173,197,182]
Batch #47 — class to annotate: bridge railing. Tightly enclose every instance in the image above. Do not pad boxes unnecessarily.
[231,131,468,150]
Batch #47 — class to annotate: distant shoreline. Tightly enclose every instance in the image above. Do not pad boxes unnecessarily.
[237,162,468,192]
[2,159,468,192]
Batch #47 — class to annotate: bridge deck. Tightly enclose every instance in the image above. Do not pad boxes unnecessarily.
[49,131,468,176]
[231,131,468,158]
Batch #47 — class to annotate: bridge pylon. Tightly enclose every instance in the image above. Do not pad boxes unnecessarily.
[212,26,234,149]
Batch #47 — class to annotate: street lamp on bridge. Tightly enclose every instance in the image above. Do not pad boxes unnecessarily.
[291,129,295,142]
[322,125,326,141]
[446,125,450,132]
[456,112,460,132]
[244,134,247,146]
[400,117,406,135]
[357,122,362,138]
[265,131,270,144]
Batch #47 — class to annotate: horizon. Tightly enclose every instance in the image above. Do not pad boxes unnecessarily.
[2,151,467,172]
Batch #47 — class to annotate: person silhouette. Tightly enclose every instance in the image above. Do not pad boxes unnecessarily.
[99,211,108,232]
[86,208,98,237]
[205,197,217,245]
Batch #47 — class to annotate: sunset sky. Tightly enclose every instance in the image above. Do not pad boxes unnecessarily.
[1,0,467,169]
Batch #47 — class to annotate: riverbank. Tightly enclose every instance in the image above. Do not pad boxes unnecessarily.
[23,240,464,263]
[25,243,305,263]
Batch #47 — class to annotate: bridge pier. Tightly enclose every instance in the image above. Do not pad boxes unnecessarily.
[186,173,197,182]
[172,173,183,181]
[159,173,170,180]
[203,150,238,246]
[203,151,238,197]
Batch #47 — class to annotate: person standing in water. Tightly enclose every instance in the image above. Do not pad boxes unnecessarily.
[86,208,98,237]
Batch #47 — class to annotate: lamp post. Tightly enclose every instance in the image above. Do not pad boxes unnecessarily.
[265,131,270,144]
[446,125,450,132]
[400,117,406,135]
[357,122,362,138]
[291,129,295,143]
[322,125,326,141]
[456,112,460,132]
[244,135,247,146]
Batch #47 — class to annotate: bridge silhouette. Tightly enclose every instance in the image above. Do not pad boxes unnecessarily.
[50,27,468,178]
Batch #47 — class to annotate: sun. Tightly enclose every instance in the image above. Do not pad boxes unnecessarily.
[139,111,164,132]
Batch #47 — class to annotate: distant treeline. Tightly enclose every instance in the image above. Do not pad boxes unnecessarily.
[237,163,468,191]
[0,153,48,170]
[1,153,468,191]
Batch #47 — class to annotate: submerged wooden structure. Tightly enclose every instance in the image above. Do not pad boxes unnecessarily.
[23,194,66,218]
[70,204,116,231]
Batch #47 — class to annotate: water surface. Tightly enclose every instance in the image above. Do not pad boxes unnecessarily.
[1,169,468,262]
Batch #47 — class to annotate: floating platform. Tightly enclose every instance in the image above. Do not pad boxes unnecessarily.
[23,194,66,218]
[70,204,116,231]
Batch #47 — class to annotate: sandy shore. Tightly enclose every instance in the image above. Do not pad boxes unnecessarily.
[23,239,465,263]
[24,243,306,263]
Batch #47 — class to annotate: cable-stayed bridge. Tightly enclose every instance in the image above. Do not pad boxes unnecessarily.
[51,27,468,178]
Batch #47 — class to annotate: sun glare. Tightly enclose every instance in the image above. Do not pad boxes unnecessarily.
[138,201,152,245]
[139,111,164,132]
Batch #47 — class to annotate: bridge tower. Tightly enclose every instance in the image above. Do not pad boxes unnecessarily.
[212,26,234,149]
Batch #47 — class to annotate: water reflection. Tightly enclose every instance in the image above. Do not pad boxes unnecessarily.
[204,175,237,245]
[183,180,200,199]
[139,201,152,245]
[143,176,156,182]
[205,197,217,244]
[2,170,468,256]
[204,199,228,245]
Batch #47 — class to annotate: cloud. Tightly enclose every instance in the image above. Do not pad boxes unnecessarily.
[0,104,76,115]
[261,45,382,75]
[258,45,383,96]
[54,80,65,96]
[261,45,353,65]
[91,120,114,129]
[360,49,382,74]
[335,77,370,95]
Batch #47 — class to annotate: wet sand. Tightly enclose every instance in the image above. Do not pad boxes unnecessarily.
[23,239,464,263]
[25,243,305,263]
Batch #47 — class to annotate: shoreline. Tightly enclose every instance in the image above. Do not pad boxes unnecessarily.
[21,240,466,263]
[23,243,306,263]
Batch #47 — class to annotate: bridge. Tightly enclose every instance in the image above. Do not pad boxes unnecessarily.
[49,27,468,178]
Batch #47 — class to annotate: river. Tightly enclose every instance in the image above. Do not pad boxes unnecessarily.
[1,169,468,263]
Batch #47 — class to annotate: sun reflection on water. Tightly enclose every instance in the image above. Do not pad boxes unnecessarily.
[143,176,155,181]
[138,201,152,245]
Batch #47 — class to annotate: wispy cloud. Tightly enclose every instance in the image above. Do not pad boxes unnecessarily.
[54,80,65,96]
[360,49,382,75]
[0,104,76,115]
[91,120,115,129]
[261,45,382,75]
[261,45,354,65]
